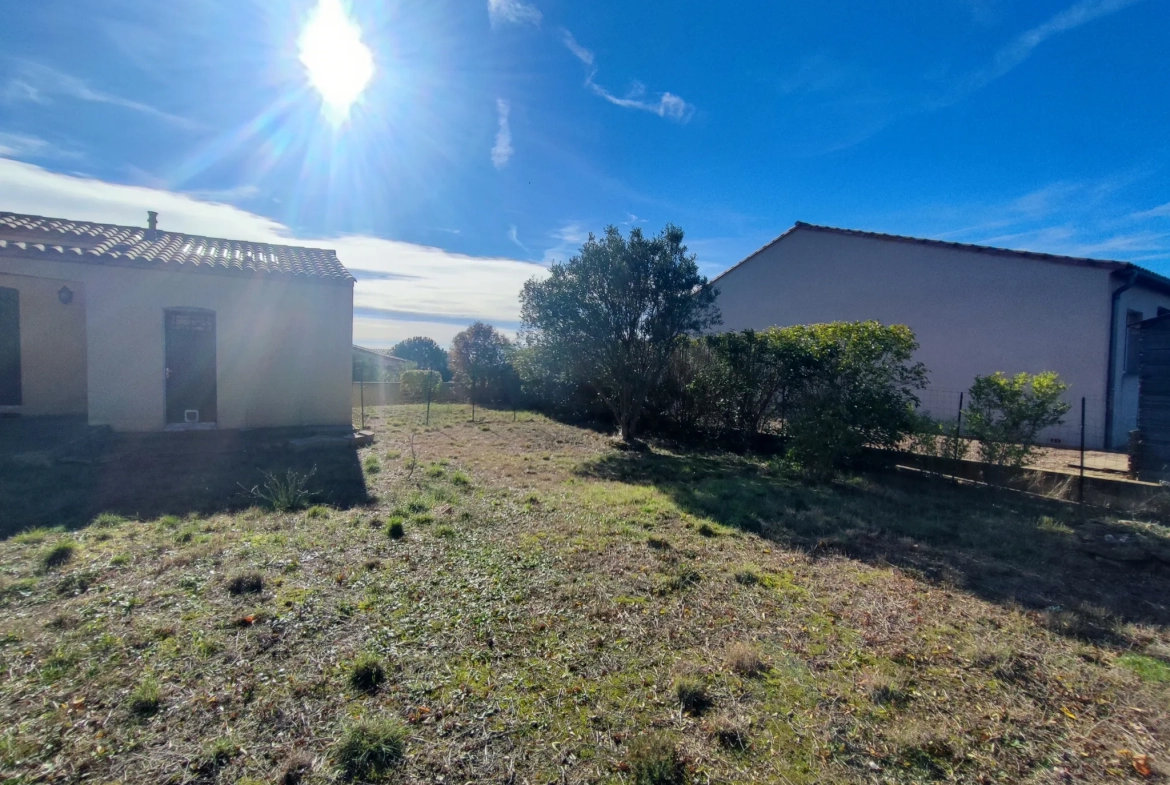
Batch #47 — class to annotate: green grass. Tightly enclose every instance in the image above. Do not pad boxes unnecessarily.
[38,540,77,572]
[1117,653,1170,683]
[333,717,406,780]
[127,676,162,717]
[0,403,1167,785]
[348,654,387,693]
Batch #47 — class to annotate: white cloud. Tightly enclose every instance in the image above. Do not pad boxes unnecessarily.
[0,158,547,344]
[491,99,514,169]
[1,61,200,130]
[1131,202,1170,221]
[507,224,526,251]
[970,0,1144,90]
[560,30,695,123]
[488,0,542,28]
[542,222,589,264]
[561,30,594,66]
[0,132,48,158]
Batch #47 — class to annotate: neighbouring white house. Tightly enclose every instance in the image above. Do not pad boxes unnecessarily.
[0,211,354,432]
[352,345,410,381]
[711,222,1170,450]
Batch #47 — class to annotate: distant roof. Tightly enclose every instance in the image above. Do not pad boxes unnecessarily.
[712,221,1170,291]
[0,212,353,284]
[353,345,409,363]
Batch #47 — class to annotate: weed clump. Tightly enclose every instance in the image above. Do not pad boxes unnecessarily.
[305,505,330,519]
[627,733,687,785]
[451,471,472,487]
[697,522,717,537]
[39,541,77,572]
[333,717,406,779]
[363,456,382,475]
[1117,653,1170,683]
[647,536,671,550]
[725,642,767,677]
[385,517,405,540]
[227,572,264,596]
[91,512,125,528]
[127,676,162,717]
[708,712,749,750]
[247,468,315,512]
[436,525,455,537]
[280,754,313,785]
[673,673,712,716]
[348,654,387,693]
[199,737,238,772]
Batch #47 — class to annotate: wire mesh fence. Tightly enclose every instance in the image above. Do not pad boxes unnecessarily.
[914,388,1129,474]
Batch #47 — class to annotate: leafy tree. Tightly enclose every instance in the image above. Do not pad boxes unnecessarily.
[965,371,1070,467]
[449,322,514,410]
[390,337,451,381]
[400,370,442,403]
[520,224,720,441]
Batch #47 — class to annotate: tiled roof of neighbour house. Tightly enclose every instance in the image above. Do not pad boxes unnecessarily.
[711,221,1170,291]
[353,346,409,363]
[0,212,354,284]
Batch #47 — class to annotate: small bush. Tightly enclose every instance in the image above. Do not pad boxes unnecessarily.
[674,673,712,716]
[385,518,405,540]
[128,676,162,717]
[39,541,77,572]
[348,654,387,693]
[725,642,766,677]
[627,733,687,785]
[333,717,407,780]
[400,369,442,403]
[227,572,264,596]
[363,456,382,475]
[305,505,330,519]
[248,468,316,512]
[965,371,1070,467]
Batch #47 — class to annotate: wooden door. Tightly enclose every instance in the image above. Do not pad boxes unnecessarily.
[164,309,217,424]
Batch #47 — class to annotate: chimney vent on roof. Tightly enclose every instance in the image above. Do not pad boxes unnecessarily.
[147,211,159,232]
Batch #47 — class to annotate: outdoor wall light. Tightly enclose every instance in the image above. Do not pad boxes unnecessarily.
[57,287,74,305]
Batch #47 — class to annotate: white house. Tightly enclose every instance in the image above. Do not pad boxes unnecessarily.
[711,222,1170,450]
[0,211,354,432]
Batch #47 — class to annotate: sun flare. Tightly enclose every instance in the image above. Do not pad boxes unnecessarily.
[299,0,374,121]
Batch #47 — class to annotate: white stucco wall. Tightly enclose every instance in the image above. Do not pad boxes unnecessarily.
[0,271,87,416]
[712,228,1120,448]
[0,255,353,431]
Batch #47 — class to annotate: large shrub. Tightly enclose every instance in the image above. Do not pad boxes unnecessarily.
[520,224,720,441]
[964,371,1070,466]
[779,321,926,473]
[650,322,925,471]
[400,370,442,403]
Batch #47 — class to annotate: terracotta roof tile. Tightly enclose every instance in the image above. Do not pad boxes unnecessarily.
[0,212,353,284]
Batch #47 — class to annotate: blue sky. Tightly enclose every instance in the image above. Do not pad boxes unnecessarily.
[1,0,1168,345]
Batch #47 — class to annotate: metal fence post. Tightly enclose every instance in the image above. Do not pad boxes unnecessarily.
[360,380,365,429]
[1079,397,1086,503]
[425,372,432,427]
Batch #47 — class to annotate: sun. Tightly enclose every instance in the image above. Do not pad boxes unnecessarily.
[299,0,374,121]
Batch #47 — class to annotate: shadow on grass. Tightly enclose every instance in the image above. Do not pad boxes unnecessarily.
[0,417,371,539]
[577,449,1170,636]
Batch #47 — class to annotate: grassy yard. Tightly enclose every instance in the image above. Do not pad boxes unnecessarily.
[1,404,1168,784]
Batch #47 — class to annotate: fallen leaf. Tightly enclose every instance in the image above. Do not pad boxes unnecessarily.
[1133,755,1152,777]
